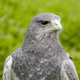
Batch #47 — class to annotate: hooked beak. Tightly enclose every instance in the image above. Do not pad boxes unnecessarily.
[51,20,62,31]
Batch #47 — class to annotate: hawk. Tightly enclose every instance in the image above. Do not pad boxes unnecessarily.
[3,13,79,80]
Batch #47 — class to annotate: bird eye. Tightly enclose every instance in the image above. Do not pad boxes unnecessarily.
[37,20,50,25]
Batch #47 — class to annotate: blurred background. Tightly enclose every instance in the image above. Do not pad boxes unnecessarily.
[0,0,80,80]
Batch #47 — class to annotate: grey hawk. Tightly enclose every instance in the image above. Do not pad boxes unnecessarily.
[3,13,79,80]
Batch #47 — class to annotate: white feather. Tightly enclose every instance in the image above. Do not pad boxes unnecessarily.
[3,55,20,80]
[3,56,12,80]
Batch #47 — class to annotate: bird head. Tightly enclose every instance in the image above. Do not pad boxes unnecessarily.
[23,13,63,48]
[30,13,62,32]
[28,13,62,40]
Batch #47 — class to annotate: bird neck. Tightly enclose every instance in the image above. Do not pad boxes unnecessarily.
[22,31,62,51]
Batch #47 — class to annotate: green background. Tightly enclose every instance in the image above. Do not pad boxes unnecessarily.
[0,0,80,80]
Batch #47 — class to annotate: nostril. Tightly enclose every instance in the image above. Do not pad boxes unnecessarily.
[55,23,58,26]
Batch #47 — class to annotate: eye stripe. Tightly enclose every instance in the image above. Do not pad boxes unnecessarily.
[37,20,50,25]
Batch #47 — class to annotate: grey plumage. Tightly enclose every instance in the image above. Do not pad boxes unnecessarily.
[3,13,79,80]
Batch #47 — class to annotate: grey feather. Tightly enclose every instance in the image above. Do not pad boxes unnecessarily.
[3,13,79,80]
[61,59,79,80]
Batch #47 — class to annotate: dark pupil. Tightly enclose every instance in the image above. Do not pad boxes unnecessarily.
[38,20,50,25]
